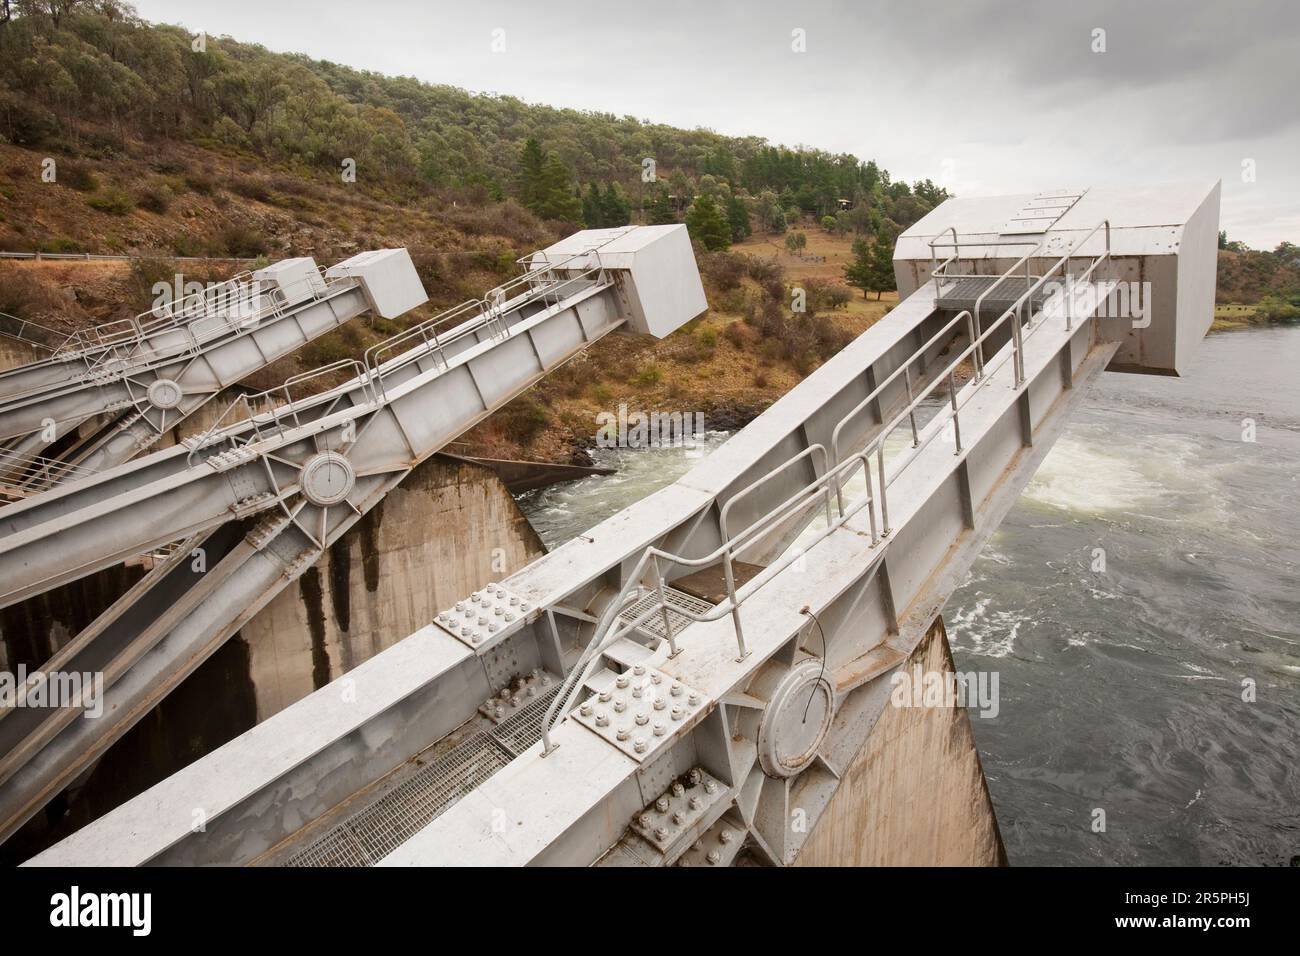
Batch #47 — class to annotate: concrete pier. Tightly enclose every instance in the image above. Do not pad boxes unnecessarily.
[796,616,1006,867]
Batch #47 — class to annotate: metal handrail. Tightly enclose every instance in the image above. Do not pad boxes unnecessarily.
[184,359,377,465]
[185,237,623,462]
[56,267,338,377]
[540,220,1114,755]
[539,447,880,755]
[0,312,69,352]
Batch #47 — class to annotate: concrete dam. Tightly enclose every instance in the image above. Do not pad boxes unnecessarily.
[0,183,1221,866]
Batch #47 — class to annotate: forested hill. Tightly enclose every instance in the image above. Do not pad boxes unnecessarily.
[0,0,946,244]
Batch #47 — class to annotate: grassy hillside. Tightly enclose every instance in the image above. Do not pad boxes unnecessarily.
[0,1,934,463]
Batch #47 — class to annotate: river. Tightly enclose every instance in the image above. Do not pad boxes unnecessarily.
[516,325,1300,866]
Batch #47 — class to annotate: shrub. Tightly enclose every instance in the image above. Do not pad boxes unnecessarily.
[700,251,747,292]
[58,162,99,193]
[746,256,784,284]
[135,180,172,214]
[232,177,271,202]
[0,92,58,146]
[496,394,550,446]
[184,170,215,195]
[0,263,63,318]
[631,361,663,386]
[217,224,270,258]
[300,332,354,367]
[87,188,135,215]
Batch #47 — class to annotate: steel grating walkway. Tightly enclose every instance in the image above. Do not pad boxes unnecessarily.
[286,682,562,867]
[617,587,714,641]
[934,274,1051,314]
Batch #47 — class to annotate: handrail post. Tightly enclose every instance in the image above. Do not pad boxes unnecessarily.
[876,444,890,536]
[722,551,749,661]
[949,371,962,453]
[652,554,680,657]
[903,365,920,447]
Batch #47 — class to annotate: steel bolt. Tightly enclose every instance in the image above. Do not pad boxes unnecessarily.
[671,706,685,721]
[686,769,702,785]
[580,703,593,717]
[719,829,734,844]
[670,683,683,697]
[688,796,702,811]
[614,700,626,713]
[704,781,718,795]
[707,850,721,865]
[599,691,612,702]
[653,698,666,711]
[653,723,666,737]
[634,738,648,753]
[672,811,686,825]
[595,712,609,727]
[617,727,630,741]
[616,675,629,689]
[633,664,646,676]
[654,826,669,842]
[671,781,684,797]
[635,713,649,726]
[656,796,670,813]
[650,673,662,684]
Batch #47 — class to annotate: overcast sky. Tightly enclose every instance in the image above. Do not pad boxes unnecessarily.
[132,0,1298,249]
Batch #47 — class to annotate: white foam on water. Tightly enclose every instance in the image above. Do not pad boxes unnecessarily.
[1025,433,1164,513]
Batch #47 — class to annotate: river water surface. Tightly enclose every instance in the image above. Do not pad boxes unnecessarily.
[517,325,1300,866]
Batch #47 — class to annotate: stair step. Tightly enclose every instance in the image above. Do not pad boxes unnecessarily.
[601,637,653,669]
[582,667,616,696]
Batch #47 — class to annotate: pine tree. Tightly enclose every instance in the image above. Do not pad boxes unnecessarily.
[866,237,897,299]
[644,187,676,225]
[536,154,582,221]
[519,138,545,211]
[844,238,873,298]
[726,195,752,242]
[582,182,602,228]
[685,195,730,251]
[600,182,631,227]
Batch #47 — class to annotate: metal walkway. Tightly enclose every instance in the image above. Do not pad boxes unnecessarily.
[0,224,705,846]
[0,252,422,490]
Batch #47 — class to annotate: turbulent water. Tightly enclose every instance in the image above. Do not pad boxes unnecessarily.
[516,326,1300,866]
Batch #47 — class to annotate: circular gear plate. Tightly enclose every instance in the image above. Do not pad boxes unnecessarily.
[299,452,355,507]
[146,378,184,410]
[757,659,836,779]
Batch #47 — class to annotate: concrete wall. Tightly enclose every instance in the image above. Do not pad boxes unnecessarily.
[796,616,1006,867]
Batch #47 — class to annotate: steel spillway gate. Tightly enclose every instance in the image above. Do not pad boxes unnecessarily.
[22,184,1221,867]
[0,224,706,849]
